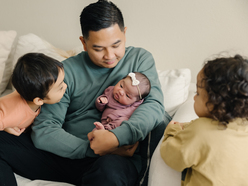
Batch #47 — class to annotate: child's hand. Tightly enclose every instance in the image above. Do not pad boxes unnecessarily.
[4,127,25,136]
[111,141,139,157]
[168,120,184,129]
[99,96,108,104]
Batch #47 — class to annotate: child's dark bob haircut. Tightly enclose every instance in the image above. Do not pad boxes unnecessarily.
[12,53,64,101]
[202,54,248,126]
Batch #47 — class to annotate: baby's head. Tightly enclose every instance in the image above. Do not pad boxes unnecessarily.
[12,53,67,105]
[195,54,248,126]
[113,72,151,105]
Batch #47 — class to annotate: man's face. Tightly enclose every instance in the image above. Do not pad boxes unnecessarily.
[80,24,127,68]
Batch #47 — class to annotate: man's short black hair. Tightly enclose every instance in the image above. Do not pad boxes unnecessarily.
[80,0,124,39]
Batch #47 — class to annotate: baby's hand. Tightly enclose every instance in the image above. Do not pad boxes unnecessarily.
[168,120,184,129]
[99,97,108,104]
[94,122,105,130]
[4,127,26,136]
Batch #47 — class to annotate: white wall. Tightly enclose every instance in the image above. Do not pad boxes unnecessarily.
[1,0,248,82]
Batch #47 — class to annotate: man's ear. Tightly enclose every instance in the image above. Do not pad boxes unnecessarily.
[33,97,44,106]
[123,27,127,43]
[124,27,127,34]
[79,36,87,51]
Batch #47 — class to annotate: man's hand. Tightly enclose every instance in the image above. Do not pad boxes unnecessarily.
[4,127,25,136]
[111,141,139,157]
[88,130,119,156]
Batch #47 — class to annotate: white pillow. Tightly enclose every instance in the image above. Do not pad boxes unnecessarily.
[0,30,17,95]
[148,84,197,186]
[158,68,191,116]
[15,173,74,186]
[172,83,198,122]
[148,138,181,186]
[12,32,84,65]
[11,33,83,90]
[13,33,68,65]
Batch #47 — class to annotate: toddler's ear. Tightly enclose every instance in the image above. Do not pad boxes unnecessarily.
[33,97,44,106]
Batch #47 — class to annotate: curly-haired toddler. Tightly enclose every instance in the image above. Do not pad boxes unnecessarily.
[160,54,248,186]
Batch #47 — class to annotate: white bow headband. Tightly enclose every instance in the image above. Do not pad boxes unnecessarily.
[128,72,142,100]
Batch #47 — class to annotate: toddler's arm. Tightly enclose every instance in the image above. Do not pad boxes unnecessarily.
[168,120,184,129]
[160,119,199,172]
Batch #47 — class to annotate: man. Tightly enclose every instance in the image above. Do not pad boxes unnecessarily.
[0,0,167,185]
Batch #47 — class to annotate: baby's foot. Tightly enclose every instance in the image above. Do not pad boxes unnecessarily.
[94,122,105,130]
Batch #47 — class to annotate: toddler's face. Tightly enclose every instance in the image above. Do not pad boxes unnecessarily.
[194,69,212,118]
[43,69,67,104]
[113,77,139,105]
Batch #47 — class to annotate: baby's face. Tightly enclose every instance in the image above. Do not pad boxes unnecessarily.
[113,77,139,105]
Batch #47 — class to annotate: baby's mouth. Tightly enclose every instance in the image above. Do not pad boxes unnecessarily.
[114,93,119,100]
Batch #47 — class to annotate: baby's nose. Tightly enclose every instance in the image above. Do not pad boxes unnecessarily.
[119,90,124,96]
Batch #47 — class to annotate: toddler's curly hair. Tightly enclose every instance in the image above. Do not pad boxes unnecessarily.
[202,54,248,126]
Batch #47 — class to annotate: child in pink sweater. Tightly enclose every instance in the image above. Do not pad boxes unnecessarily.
[0,53,67,136]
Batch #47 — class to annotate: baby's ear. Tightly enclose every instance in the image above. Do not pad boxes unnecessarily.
[33,97,44,106]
